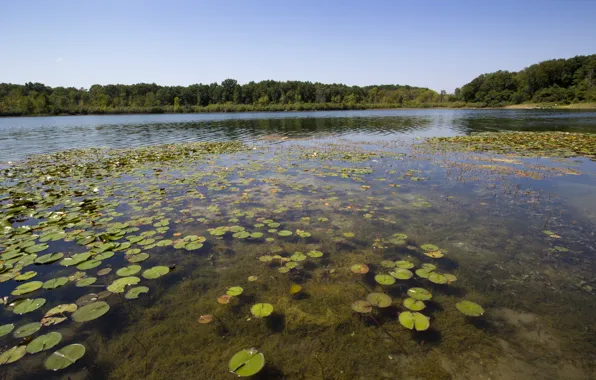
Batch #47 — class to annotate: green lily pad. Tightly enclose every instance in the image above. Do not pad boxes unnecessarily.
[395,260,414,269]
[250,303,273,317]
[184,242,204,250]
[227,286,244,296]
[415,268,433,279]
[250,232,263,238]
[0,346,27,365]
[374,274,396,286]
[0,324,15,338]
[420,244,439,252]
[278,230,292,237]
[12,281,43,295]
[77,259,102,270]
[72,301,110,322]
[24,244,49,254]
[45,343,86,371]
[127,253,149,263]
[350,264,369,274]
[456,301,485,317]
[290,252,306,262]
[34,252,64,265]
[60,253,91,267]
[228,348,265,377]
[407,288,432,301]
[15,271,37,281]
[142,266,170,279]
[366,293,392,308]
[116,265,141,276]
[107,276,140,292]
[125,286,149,300]
[351,300,373,313]
[14,322,41,338]
[390,268,413,280]
[45,303,78,316]
[76,277,97,287]
[307,250,323,258]
[13,298,46,314]
[94,251,114,260]
[43,277,69,290]
[403,298,426,311]
[278,267,290,273]
[399,311,430,331]
[428,272,448,284]
[26,332,62,354]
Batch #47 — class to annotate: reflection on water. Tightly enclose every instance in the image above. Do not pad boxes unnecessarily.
[2,109,596,161]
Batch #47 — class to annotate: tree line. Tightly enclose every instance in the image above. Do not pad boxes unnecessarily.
[0,80,447,116]
[455,54,596,106]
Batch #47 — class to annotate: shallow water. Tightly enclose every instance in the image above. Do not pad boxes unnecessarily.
[0,110,596,379]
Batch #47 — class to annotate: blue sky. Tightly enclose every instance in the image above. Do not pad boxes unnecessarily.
[1,0,595,92]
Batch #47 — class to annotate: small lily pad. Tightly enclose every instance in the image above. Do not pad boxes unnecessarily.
[420,244,439,252]
[278,230,293,237]
[290,252,306,262]
[456,301,485,316]
[428,272,448,284]
[0,346,27,365]
[15,271,37,281]
[399,311,430,331]
[403,298,426,311]
[366,293,392,308]
[374,274,396,286]
[0,324,15,338]
[14,322,41,338]
[45,344,86,371]
[142,266,170,279]
[227,287,244,296]
[45,303,78,316]
[12,281,43,295]
[13,298,46,314]
[107,276,140,292]
[228,348,265,377]
[390,268,413,280]
[127,253,150,263]
[250,303,273,317]
[350,264,369,274]
[35,253,64,265]
[26,332,62,354]
[407,288,432,301]
[116,265,141,276]
[43,277,69,290]
[125,286,149,300]
[72,301,110,322]
[307,250,323,258]
[395,260,414,269]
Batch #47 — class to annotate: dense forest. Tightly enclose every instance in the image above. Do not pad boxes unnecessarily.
[455,54,596,107]
[0,80,445,116]
[1,54,594,116]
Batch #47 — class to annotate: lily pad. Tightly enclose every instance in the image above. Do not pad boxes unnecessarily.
[350,264,369,274]
[26,332,62,354]
[14,322,41,338]
[407,288,432,301]
[351,300,373,313]
[390,268,413,280]
[142,266,170,279]
[116,265,141,276]
[290,252,306,262]
[403,298,426,311]
[0,346,27,365]
[43,277,69,290]
[12,281,43,295]
[227,287,244,296]
[366,293,392,308]
[250,303,273,317]
[13,298,46,314]
[127,253,149,263]
[395,260,414,269]
[15,271,37,281]
[76,277,97,287]
[456,301,485,316]
[45,344,86,371]
[398,311,430,331]
[228,348,265,377]
[72,301,110,322]
[0,324,15,338]
[428,272,448,284]
[278,230,292,237]
[34,252,64,265]
[307,250,323,258]
[374,274,396,286]
[108,276,140,292]
[420,244,439,252]
[45,303,78,316]
[77,259,102,270]
[125,286,149,300]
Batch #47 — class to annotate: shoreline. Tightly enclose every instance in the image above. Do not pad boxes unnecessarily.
[2,102,596,118]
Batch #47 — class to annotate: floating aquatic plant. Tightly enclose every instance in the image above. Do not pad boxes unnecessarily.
[0,346,26,365]
[407,288,432,301]
[228,348,265,377]
[374,274,396,286]
[366,293,392,308]
[227,287,244,296]
[456,301,485,316]
[250,303,273,317]
[14,322,41,338]
[398,311,430,331]
[125,286,149,299]
[403,298,425,311]
[390,268,413,280]
[26,332,62,354]
[45,344,86,371]
[142,266,170,279]
[350,264,369,274]
[72,301,110,322]
[13,298,46,314]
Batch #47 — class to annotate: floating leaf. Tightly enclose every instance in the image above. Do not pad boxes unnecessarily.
[217,295,232,304]
[198,314,213,324]
[125,286,149,300]
[398,311,430,331]
[24,244,49,254]
[97,268,112,276]
[278,230,292,237]
[420,244,439,252]
[76,277,97,287]
[77,259,102,270]
[350,264,369,274]
[0,324,15,338]
[43,277,68,289]
[72,301,110,322]
[34,252,64,265]
[250,303,273,317]
[142,266,170,279]
[366,293,392,308]
[127,253,149,263]
[108,276,140,292]
[0,346,27,365]
[374,274,396,286]
[12,281,43,295]
[13,298,46,314]
[307,250,323,258]
[289,283,302,295]
[456,301,485,316]
[403,298,426,311]
[45,344,86,371]
[407,288,432,301]
[15,271,37,281]
[395,260,414,269]
[226,286,244,296]
[351,300,372,313]
[26,332,62,354]
[390,268,413,280]
[116,265,141,276]
[423,250,444,258]
[428,272,448,284]
[290,252,306,262]
[14,322,41,338]
[45,303,77,317]
[228,348,265,377]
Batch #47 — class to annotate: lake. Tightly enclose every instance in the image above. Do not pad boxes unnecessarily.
[0,109,595,379]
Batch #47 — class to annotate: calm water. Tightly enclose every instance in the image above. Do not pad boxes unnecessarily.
[2,109,596,162]
[1,110,596,379]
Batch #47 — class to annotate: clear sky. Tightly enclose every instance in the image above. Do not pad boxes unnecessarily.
[1,0,595,92]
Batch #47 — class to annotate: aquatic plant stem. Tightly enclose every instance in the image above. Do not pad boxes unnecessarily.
[368,314,408,354]
[314,354,326,380]
[212,313,230,334]
[355,280,371,293]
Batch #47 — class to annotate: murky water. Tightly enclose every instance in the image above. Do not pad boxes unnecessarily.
[1,110,595,379]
